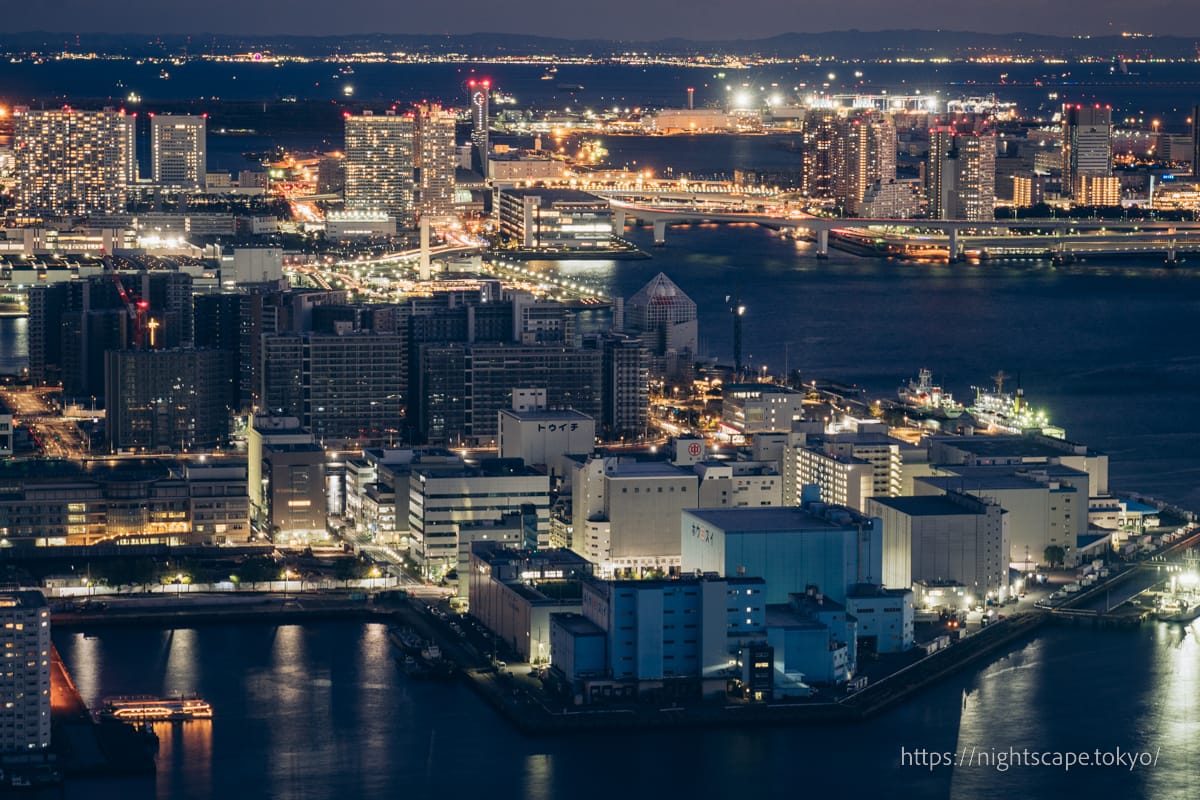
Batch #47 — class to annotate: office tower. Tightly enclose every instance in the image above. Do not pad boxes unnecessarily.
[151,114,206,189]
[836,113,897,215]
[414,104,458,221]
[104,348,233,452]
[468,79,490,172]
[344,110,416,228]
[927,124,996,221]
[623,272,698,377]
[1062,105,1113,199]
[0,592,51,753]
[12,106,134,215]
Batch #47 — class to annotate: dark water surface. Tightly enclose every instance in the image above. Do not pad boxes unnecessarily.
[52,620,1200,800]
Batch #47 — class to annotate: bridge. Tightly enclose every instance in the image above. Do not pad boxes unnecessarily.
[609,199,1200,262]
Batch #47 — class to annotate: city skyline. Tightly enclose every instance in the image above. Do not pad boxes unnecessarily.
[6,1,1200,42]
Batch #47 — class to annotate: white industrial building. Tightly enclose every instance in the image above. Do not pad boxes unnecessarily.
[570,456,699,576]
[915,466,1085,569]
[868,491,1011,603]
[498,408,595,483]
[680,504,895,605]
[409,459,550,580]
[720,384,807,435]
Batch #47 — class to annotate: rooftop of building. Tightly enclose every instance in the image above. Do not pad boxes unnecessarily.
[917,473,1078,493]
[587,573,765,592]
[490,150,555,162]
[765,603,836,630]
[413,457,544,480]
[0,590,48,610]
[506,579,584,605]
[683,504,870,532]
[868,495,989,516]
[604,460,692,479]
[470,543,592,570]
[627,273,694,307]
[550,611,606,637]
[846,583,913,600]
[0,458,177,484]
[263,442,325,454]
[721,383,806,397]
[945,463,1090,480]
[933,433,1100,458]
[499,408,595,422]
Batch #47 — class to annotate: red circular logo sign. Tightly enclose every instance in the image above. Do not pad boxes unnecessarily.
[687,443,702,457]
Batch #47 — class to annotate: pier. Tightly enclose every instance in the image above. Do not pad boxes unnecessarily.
[50,645,156,778]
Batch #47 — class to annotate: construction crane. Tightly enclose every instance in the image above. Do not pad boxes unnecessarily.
[102,256,150,349]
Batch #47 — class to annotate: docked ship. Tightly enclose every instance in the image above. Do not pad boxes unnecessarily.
[98,696,213,722]
[897,369,964,418]
[389,628,424,654]
[968,371,1061,436]
[1155,597,1200,624]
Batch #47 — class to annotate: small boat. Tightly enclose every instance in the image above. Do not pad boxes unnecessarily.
[389,628,424,653]
[420,643,442,665]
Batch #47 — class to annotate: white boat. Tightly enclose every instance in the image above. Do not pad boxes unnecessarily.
[1155,597,1200,623]
[897,369,964,418]
[968,371,1056,435]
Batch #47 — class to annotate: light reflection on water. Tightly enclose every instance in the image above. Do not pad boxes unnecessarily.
[52,621,1200,800]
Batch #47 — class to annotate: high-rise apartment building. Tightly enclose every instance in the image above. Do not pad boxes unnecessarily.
[1192,103,1200,178]
[1062,105,1113,200]
[104,348,233,452]
[13,106,135,215]
[588,332,650,440]
[260,331,405,445]
[414,343,602,446]
[414,104,458,221]
[151,114,206,189]
[344,110,416,228]
[0,591,51,753]
[927,123,997,221]
[800,111,837,198]
[836,113,897,215]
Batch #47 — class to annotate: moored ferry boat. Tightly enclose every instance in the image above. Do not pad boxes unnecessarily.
[98,696,213,722]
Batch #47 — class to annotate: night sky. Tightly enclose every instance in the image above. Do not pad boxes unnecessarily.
[6,0,1200,41]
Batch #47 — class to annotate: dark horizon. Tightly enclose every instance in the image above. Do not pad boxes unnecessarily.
[5,0,1200,43]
